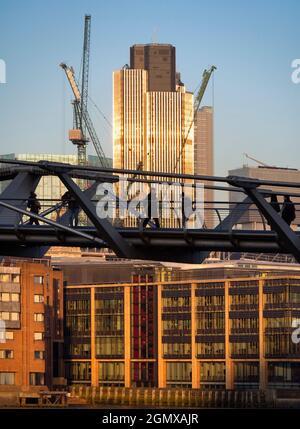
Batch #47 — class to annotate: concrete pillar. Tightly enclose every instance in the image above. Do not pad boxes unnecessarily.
[259,279,267,390]
[225,280,234,389]
[124,286,131,387]
[157,284,166,387]
[91,287,98,387]
[191,283,200,388]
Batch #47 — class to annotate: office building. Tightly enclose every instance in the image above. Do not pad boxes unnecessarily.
[194,106,214,228]
[0,258,64,397]
[63,258,300,390]
[229,165,300,230]
[113,44,194,227]
[113,70,193,175]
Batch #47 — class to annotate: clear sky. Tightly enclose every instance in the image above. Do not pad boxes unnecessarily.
[0,0,299,177]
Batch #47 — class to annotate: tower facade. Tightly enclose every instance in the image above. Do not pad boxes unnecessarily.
[194,106,214,227]
[130,44,176,92]
[113,45,194,175]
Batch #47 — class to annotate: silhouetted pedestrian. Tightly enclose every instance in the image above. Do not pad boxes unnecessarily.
[181,192,193,229]
[143,187,160,229]
[61,191,80,227]
[27,191,41,225]
[281,195,296,226]
[270,194,280,213]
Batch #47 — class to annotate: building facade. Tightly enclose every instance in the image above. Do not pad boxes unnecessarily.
[113,69,193,175]
[0,259,64,394]
[113,44,194,227]
[130,43,176,92]
[194,106,214,228]
[64,265,300,390]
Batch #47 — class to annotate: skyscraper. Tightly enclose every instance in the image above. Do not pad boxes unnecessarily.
[130,44,176,91]
[113,44,194,175]
[194,106,214,228]
[113,44,194,227]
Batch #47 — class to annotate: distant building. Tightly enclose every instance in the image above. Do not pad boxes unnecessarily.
[229,165,300,229]
[194,106,214,228]
[0,259,64,397]
[0,153,112,213]
[62,258,300,390]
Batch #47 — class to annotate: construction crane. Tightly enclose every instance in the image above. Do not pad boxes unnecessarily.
[61,15,109,167]
[173,65,216,173]
[243,153,272,168]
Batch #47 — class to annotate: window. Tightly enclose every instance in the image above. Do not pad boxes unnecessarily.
[0,372,15,385]
[10,313,19,321]
[1,293,10,302]
[34,295,44,303]
[34,276,44,285]
[34,313,44,322]
[34,332,43,341]
[11,294,19,302]
[34,351,45,360]
[12,274,20,283]
[29,372,45,385]
[0,274,10,283]
[5,332,13,340]
[0,312,19,321]
[0,350,13,359]
[0,312,9,321]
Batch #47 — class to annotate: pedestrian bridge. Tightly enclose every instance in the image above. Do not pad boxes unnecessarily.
[0,158,299,264]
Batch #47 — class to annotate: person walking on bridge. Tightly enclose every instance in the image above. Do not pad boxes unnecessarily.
[281,195,296,227]
[143,187,160,229]
[27,191,41,225]
[61,191,80,227]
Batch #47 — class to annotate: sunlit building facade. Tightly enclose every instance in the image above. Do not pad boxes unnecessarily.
[113,45,194,227]
[194,106,214,228]
[63,261,300,390]
[113,70,193,175]
[0,259,64,395]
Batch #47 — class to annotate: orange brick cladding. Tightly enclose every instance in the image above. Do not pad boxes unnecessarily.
[0,260,64,393]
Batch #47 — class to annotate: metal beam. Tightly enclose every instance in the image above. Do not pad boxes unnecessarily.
[0,172,40,225]
[228,176,300,263]
[0,200,104,245]
[56,171,140,258]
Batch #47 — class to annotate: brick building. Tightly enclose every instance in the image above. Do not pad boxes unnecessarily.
[0,259,64,397]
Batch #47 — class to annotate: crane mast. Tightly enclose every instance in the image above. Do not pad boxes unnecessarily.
[60,63,109,167]
[173,65,216,173]
[60,15,109,168]
[80,15,91,135]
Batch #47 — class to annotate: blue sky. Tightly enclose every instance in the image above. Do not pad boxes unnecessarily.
[0,0,299,176]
